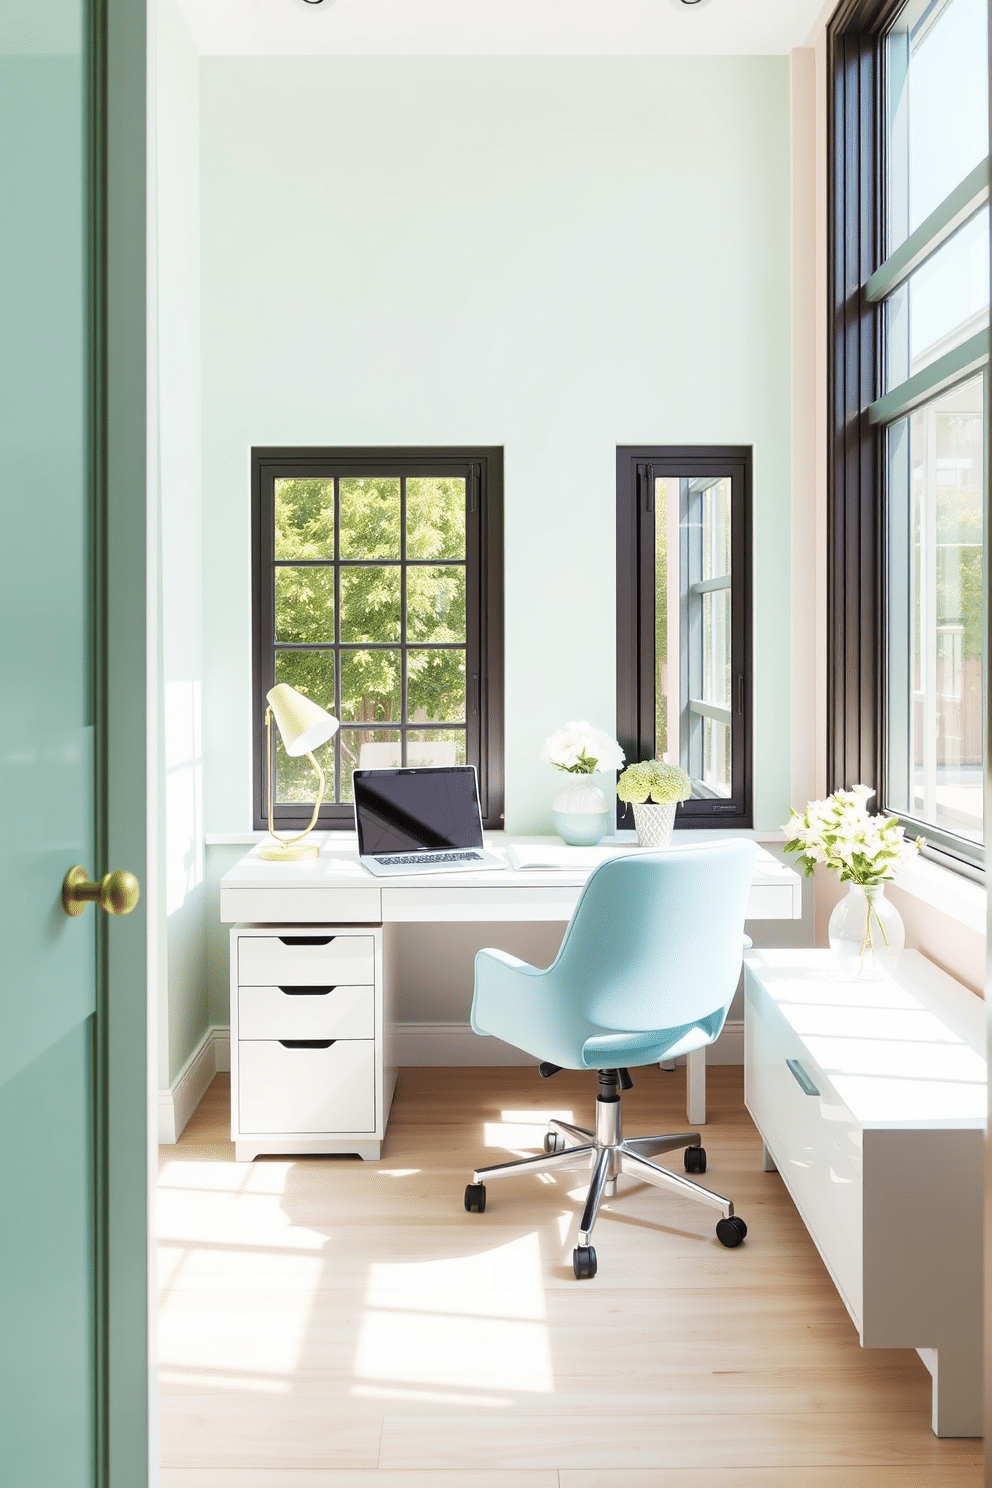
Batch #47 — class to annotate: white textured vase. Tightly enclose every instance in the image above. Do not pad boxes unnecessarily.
[828,882,905,980]
[631,800,677,848]
[552,774,609,846]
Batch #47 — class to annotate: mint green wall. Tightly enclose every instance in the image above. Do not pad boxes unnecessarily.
[155,0,208,1087]
[198,55,793,837]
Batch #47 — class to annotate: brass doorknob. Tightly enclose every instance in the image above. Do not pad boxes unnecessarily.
[62,866,141,917]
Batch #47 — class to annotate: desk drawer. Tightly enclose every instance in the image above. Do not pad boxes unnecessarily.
[238,984,374,1041]
[238,1040,376,1134]
[238,934,374,987]
[746,998,863,1327]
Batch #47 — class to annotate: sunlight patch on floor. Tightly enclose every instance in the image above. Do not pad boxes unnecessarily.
[484,1108,577,1152]
[354,1231,554,1394]
[158,1159,294,1194]
[157,1365,293,1394]
[159,1250,325,1384]
[352,1382,512,1408]
[158,1159,328,1255]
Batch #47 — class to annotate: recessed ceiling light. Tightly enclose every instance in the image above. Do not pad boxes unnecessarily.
[669,0,713,8]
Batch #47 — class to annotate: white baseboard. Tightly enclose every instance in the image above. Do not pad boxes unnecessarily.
[395,1019,744,1067]
[707,1018,744,1064]
[159,1020,743,1134]
[396,1023,540,1066]
[158,1025,230,1144]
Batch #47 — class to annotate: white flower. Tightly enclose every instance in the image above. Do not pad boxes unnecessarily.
[783,783,922,885]
[542,721,625,775]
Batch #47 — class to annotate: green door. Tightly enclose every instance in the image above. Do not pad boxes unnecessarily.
[0,4,148,1485]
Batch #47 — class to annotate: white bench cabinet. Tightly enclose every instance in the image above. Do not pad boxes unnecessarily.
[231,925,396,1161]
[744,949,985,1439]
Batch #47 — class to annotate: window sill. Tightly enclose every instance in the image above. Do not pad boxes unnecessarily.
[892,855,986,937]
[206,830,362,847]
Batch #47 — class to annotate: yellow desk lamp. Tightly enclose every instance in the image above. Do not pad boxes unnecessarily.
[262,682,340,862]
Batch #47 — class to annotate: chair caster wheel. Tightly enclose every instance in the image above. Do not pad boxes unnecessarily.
[684,1144,707,1174]
[544,1132,567,1154]
[464,1183,486,1213]
[573,1245,597,1279]
[716,1215,747,1248]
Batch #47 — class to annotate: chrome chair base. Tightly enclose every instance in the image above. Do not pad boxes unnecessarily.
[469,1069,738,1258]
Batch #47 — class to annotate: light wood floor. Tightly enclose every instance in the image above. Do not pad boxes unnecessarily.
[158,1067,983,1487]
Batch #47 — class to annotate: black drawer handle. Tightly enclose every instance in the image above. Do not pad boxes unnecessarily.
[279,985,335,997]
[786,1058,819,1097]
[278,935,334,946]
[279,1039,336,1049]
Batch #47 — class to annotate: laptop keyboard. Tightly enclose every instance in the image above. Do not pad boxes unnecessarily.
[375,851,483,866]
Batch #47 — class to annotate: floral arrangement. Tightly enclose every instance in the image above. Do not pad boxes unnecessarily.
[542,721,625,775]
[616,758,692,805]
[783,784,922,885]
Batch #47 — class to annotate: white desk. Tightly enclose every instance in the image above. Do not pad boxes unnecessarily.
[744,949,986,1437]
[221,835,802,1152]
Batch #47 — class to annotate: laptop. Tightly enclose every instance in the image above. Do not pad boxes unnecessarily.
[353,765,508,876]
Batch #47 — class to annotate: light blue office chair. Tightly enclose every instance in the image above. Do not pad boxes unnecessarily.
[464,839,756,1278]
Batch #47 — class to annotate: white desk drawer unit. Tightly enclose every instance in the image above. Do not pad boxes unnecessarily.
[238,933,375,986]
[238,984,374,1041]
[744,949,985,1439]
[231,926,395,1162]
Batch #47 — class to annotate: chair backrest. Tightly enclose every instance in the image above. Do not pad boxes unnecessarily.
[358,740,458,769]
[548,840,757,1034]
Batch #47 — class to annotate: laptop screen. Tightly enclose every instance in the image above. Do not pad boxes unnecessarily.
[353,766,485,856]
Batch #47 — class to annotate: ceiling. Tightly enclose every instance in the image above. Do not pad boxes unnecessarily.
[174,0,835,57]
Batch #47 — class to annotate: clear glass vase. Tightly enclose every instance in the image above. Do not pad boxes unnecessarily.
[551,774,609,846]
[828,882,905,980]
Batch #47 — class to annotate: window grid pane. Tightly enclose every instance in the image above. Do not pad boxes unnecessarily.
[682,478,734,799]
[884,206,990,391]
[885,0,989,256]
[273,474,468,804]
[885,373,984,846]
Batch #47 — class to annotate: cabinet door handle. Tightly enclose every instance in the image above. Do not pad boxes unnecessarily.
[279,1039,336,1049]
[279,985,335,997]
[786,1058,819,1097]
[279,935,334,946]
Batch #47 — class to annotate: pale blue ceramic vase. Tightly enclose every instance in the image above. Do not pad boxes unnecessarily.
[551,774,610,846]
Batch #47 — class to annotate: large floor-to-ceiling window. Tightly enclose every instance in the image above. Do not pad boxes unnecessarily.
[829,0,989,868]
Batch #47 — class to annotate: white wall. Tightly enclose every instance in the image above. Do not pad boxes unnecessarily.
[155,0,208,1088]
[198,55,794,837]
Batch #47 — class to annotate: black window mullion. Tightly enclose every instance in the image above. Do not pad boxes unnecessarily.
[828,4,900,803]
[637,465,655,766]
[334,474,341,804]
[464,463,482,813]
[400,475,407,766]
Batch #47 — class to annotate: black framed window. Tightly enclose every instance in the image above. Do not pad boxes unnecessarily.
[829,0,989,868]
[252,447,504,830]
[616,446,753,828]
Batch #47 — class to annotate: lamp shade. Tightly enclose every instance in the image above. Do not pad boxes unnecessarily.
[266,683,339,756]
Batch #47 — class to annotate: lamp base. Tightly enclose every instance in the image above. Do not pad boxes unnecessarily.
[259,840,320,862]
